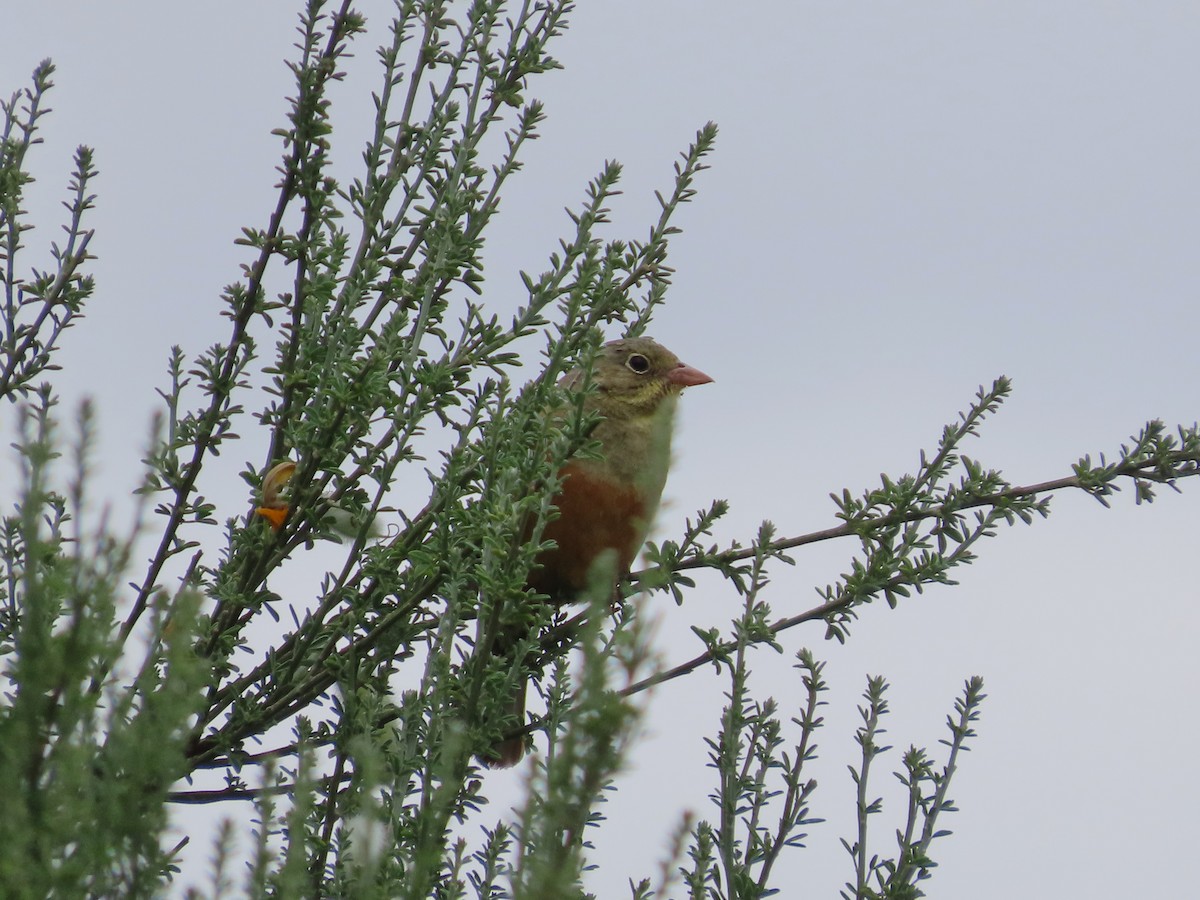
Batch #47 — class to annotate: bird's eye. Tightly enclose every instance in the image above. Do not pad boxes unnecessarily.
[626,353,651,374]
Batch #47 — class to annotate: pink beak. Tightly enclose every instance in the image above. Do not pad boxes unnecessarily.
[668,362,714,388]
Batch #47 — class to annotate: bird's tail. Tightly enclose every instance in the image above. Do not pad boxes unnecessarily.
[479,677,527,768]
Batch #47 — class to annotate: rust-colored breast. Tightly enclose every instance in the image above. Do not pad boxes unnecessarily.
[526,460,649,603]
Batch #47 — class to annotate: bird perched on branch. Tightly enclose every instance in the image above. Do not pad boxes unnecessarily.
[482,336,713,767]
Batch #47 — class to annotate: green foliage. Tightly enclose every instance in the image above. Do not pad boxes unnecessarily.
[1,60,96,400]
[839,676,985,900]
[2,2,1199,898]
[0,389,207,896]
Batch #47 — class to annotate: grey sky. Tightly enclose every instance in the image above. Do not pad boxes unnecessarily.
[3,2,1198,897]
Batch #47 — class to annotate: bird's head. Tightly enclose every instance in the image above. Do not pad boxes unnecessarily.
[577,337,713,418]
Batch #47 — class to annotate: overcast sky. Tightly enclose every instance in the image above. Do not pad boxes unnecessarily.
[4,3,1199,897]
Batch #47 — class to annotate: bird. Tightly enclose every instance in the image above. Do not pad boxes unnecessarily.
[481,336,713,767]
